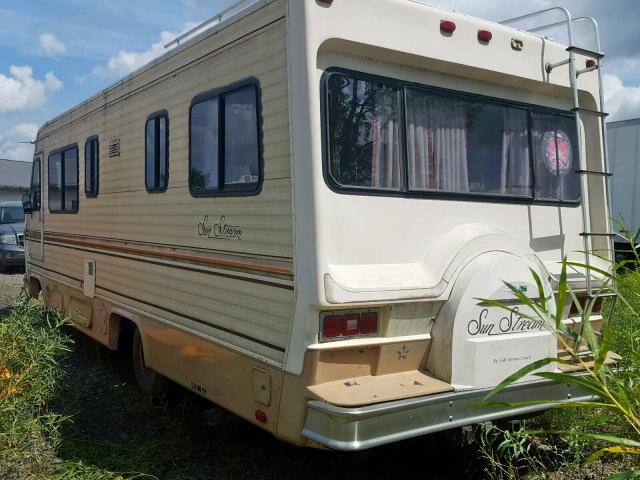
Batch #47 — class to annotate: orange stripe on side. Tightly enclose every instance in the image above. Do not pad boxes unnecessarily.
[43,234,293,277]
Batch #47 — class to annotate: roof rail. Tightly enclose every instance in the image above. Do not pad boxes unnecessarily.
[164,0,266,49]
[500,8,602,55]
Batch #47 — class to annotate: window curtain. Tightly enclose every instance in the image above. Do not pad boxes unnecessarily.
[370,114,401,189]
[501,109,530,195]
[406,93,469,192]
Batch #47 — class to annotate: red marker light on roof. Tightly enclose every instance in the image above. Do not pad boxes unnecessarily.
[478,30,492,42]
[440,20,456,33]
[255,410,268,423]
[586,59,597,68]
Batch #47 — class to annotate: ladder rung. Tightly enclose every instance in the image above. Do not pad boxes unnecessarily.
[566,46,605,59]
[575,169,613,177]
[579,232,616,237]
[587,292,617,299]
[571,107,609,117]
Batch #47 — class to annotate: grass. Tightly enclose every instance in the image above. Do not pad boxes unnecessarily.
[474,266,640,479]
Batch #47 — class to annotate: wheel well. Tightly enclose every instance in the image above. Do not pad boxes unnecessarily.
[112,314,136,353]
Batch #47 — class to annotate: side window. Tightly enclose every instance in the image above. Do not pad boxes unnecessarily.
[189,81,261,196]
[85,136,99,197]
[31,156,41,211]
[48,145,79,214]
[145,112,169,193]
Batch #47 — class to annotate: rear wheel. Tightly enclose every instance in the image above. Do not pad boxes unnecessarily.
[132,327,166,396]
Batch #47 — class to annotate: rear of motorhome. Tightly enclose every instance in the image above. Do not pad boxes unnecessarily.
[23,0,614,450]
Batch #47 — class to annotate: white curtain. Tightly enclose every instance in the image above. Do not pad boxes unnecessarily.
[501,109,530,195]
[406,95,469,192]
[370,115,401,189]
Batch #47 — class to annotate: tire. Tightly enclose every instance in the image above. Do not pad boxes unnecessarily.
[132,327,166,396]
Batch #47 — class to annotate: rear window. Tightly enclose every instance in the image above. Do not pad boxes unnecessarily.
[324,70,580,204]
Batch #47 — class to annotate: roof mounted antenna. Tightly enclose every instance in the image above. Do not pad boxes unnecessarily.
[18,140,35,145]
[164,0,264,50]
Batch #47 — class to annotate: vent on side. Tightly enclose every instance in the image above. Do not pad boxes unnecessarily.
[108,138,120,157]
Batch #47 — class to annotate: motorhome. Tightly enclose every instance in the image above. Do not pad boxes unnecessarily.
[23,0,614,450]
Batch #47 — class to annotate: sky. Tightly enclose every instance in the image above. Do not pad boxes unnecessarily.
[0,0,639,162]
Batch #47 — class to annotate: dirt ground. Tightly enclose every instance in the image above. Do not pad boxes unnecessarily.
[0,267,24,313]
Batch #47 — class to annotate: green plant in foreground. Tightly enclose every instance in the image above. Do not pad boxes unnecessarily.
[480,228,640,478]
[0,296,72,479]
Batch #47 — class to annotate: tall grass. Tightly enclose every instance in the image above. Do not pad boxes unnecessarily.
[0,297,71,479]
[477,226,640,478]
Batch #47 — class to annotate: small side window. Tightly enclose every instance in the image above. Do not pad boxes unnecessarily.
[85,136,99,197]
[31,156,41,211]
[145,111,169,193]
[189,80,261,196]
[48,145,79,214]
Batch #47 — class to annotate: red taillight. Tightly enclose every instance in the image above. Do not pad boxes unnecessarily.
[321,311,379,341]
[586,59,597,68]
[440,20,456,33]
[322,315,342,338]
[255,410,267,423]
[591,298,603,314]
[359,312,378,334]
[570,295,604,316]
[478,30,492,42]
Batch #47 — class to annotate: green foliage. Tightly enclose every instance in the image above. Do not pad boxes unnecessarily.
[479,221,640,478]
[0,297,71,479]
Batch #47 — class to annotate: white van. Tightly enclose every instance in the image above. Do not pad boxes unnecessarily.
[23,0,613,450]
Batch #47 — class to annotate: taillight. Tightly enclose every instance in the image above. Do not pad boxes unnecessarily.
[477,30,492,42]
[440,20,456,34]
[570,295,604,316]
[320,310,379,342]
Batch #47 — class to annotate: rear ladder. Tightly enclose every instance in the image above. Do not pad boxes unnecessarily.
[501,8,614,296]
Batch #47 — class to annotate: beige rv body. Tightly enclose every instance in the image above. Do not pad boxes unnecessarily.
[25,0,611,449]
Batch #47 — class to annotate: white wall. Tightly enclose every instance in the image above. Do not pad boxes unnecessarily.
[0,189,22,202]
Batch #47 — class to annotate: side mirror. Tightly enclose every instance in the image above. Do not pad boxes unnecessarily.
[22,192,33,215]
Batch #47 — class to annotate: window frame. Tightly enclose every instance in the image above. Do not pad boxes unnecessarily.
[84,135,100,198]
[31,154,42,212]
[321,67,581,207]
[188,77,264,198]
[48,143,79,214]
[145,110,170,194]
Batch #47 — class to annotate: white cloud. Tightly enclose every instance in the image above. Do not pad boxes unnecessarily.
[604,73,640,122]
[39,33,67,58]
[90,22,201,80]
[0,66,63,113]
[0,123,38,162]
[92,31,177,79]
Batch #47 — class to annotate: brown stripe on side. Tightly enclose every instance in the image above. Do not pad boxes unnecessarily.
[42,233,293,279]
[42,239,293,290]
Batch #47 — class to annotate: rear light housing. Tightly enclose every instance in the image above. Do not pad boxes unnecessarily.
[440,20,456,34]
[320,309,380,342]
[569,295,604,316]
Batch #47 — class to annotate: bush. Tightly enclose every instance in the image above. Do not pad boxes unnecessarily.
[0,298,71,479]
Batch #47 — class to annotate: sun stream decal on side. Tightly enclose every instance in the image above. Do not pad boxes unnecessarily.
[467,307,545,337]
[197,215,243,240]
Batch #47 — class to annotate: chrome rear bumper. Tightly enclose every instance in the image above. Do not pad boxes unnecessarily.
[302,377,591,451]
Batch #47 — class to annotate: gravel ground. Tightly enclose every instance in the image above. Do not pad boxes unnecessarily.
[0,267,24,313]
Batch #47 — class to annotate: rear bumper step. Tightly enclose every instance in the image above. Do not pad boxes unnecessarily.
[302,377,591,451]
